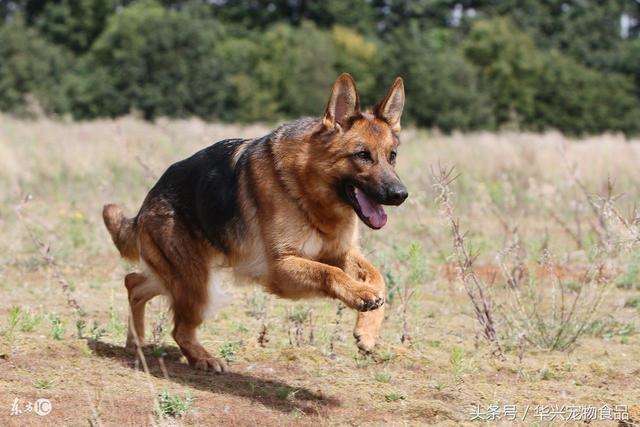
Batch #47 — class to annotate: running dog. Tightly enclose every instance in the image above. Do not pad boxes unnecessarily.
[103,73,408,372]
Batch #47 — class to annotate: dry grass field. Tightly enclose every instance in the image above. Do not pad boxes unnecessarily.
[1,115,639,425]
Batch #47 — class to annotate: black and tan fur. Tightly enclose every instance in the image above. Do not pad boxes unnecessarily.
[103,74,408,372]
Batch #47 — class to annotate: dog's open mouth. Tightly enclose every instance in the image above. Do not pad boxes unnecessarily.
[345,185,387,229]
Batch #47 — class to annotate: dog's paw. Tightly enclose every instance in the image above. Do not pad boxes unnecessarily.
[357,296,384,312]
[124,337,144,355]
[354,330,377,353]
[334,283,384,312]
[352,288,385,312]
[191,356,227,374]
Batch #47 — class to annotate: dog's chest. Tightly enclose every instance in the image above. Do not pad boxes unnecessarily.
[299,226,355,261]
[300,229,324,259]
[231,223,354,283]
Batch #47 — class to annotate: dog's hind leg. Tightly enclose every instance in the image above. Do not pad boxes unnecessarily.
[168,268,227,373]
[124,271,163,352]
[137,216,227,373]
[172,315,226,373]
[169,275,227,372]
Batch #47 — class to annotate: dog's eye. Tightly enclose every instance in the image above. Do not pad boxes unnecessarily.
[354,150,372,161]
[389,151,397,163]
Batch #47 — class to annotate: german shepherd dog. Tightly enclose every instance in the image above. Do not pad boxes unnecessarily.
[103,74,407,373]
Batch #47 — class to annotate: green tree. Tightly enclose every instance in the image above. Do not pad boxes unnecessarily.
[385,25,494,132]
[331,26,381,105]
[0,18,71,115]
[34,0,118,54]
[214,21,378,122]
[464,17,542,128]
[256,22,335,118]
[372,0,461,33]
[617,38,640,98]
[476,1,631,70]
[211,0,378,34]
[212,36,279,122]
[68,0,226,120]
[531,51,640,135]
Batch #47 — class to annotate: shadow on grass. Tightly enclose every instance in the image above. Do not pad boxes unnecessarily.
[87,339,339,415]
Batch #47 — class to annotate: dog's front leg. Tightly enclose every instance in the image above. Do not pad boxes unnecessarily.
[343,250,386,353]
[269,255,384,312]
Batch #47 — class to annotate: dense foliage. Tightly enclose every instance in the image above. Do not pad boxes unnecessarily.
[1,0,640,135]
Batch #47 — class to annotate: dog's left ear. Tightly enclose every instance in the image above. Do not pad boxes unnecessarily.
[323,73,360,131]
[374,77,405,133]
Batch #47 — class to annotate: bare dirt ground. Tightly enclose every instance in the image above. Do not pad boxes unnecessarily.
[1,116,639,425]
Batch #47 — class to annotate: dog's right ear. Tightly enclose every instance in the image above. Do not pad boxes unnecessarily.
[322,73,360,131]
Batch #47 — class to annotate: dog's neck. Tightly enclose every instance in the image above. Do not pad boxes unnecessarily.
[269,118,357,238]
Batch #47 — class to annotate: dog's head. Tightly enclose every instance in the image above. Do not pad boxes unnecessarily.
[311,73,407,230]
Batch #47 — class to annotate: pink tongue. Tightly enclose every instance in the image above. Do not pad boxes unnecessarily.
[355,188,387,228]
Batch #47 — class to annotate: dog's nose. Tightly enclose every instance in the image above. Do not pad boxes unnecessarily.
[386,184,408,205]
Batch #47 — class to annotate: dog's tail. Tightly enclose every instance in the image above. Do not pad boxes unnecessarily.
[102,204,139,261]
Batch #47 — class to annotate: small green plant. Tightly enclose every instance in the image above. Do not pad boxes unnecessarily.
[245,290,267,319]
[375,372,392,383]
[233,322,249,334]
[539,366,558,381]
[156,389,193,418]
[34,378,55,390]
[384,270,398,305]
[396,242,430,343]
[2,306,21,352]
[288,305,311,324]
[8,306,21,325]
[617,323,636,339]
[377,349,396,363]
[107,304,125,337]
[406,242,430,286]
[564,281,581,293]
[76,319,86,338]
[152,345,169,358]
[426,340,441,348]
[218,341,241,362]
[20,309,42,332]
[90,321,106,341]
[384,392,406,402]
[49,314,65,340]
[624,296,640,310]
[67,214,88,249]
[587,318,636,341]
[450,347,466,378]
[500,257,613,351]
[4,306,21,341]
[287,305,313,346]
[289,408,305,418]
[275,386,298,401]
[616,253,640,290]
[354,353,373,368]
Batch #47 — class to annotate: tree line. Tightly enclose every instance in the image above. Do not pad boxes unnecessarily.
[1,0,640,135]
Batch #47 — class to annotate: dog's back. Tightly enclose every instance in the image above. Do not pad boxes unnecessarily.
[143,138,246,253]
[103,137,261,262]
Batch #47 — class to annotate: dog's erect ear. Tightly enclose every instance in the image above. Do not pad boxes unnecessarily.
[374,77,405,133]
[323,73,360,130]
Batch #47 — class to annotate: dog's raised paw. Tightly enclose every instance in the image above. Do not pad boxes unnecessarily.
[192,357,227,374]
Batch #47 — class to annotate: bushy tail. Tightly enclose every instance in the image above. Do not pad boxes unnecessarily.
[102,204,139,261]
